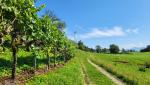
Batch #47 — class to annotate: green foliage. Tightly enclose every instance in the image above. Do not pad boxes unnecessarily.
[141,45,150,52]
[77,40,95,52]
[0,0,74,79]
[95,45,101,53]
[101,48,110,53]
[109,44,120,54]
[78,40,85,50]
[144,62,150,68]
[139,67,146,72]
[121,48,129,54]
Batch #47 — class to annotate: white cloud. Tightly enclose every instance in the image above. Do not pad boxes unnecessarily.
[79,26,125,39]
[66,26,140,42]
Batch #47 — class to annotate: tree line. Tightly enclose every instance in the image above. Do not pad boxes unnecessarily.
[0,0,74,79]
[77,40,137,54]
[140,45,150,52]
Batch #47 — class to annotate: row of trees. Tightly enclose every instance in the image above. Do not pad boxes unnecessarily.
[78,40,135,54]
[95,44,120,54]
[78,40,95,52]
[78,40,120,53]
[140,45,150,52]
[0,0,74,79]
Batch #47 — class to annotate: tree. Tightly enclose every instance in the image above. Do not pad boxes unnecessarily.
[101,48,109,53]
[89,48,95,52]
[0,0,45,79]
[109,44,120,54]
[0,0,74,80]
[78,40,85,50]
[95,45,101,53]
[42,11,67,67]
[141,45,150,52]
[121,48,129,54]
[45,10,66,30]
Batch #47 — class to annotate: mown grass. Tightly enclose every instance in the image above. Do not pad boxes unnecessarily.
[76,50,116,85]
[89,52,150,85]
[26,57,84,85]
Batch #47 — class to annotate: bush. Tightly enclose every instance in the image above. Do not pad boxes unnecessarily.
[21,64,31,71]
[139,67,146,72]
[144,62,150,68]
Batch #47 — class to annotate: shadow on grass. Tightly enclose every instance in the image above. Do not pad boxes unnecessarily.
[0,58,11,68]
[17,55,48,68]
[0,54,65,71]
[0,55,48,69]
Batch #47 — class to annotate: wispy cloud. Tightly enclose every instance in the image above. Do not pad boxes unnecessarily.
[126,28,139,34]
[120,42,150,49]
[79,26,125,39]
[67,26,139,41]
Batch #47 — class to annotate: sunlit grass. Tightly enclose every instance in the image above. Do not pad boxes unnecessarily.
[26,57,84,85]
[76,50,115,85]
[89,52,150,85]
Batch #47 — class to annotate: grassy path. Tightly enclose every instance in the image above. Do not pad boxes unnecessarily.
[88,59,125,85]
[77,50,116,85]
[81,63,91,85]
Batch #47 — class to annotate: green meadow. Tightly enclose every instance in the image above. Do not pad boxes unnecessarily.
[89,52,150,85]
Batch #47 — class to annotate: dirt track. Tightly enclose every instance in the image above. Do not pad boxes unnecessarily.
[88,59,125,85]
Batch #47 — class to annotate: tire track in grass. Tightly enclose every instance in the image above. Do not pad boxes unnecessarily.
[88,59,125,85]
[81,63,91,85]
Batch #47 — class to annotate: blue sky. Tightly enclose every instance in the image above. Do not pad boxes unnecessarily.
[36,0,150,49]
